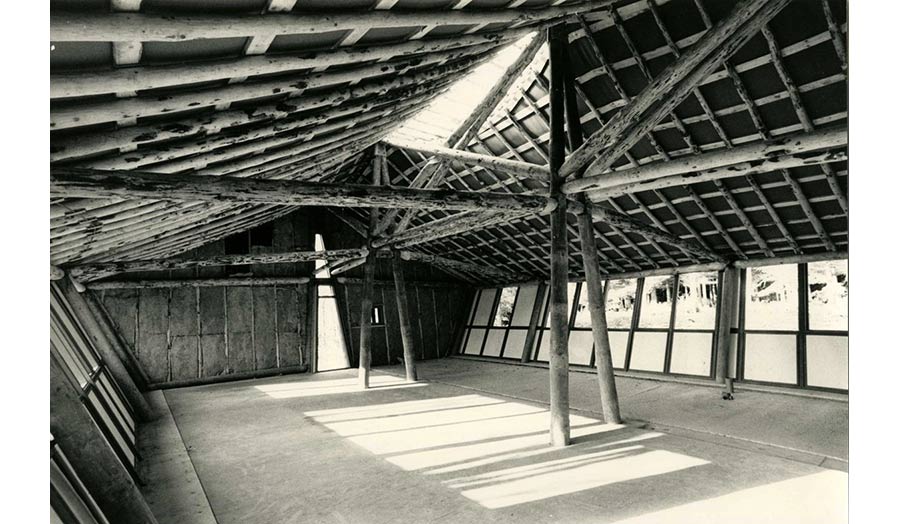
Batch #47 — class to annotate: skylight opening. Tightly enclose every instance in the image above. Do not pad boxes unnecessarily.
[388,33,542,145]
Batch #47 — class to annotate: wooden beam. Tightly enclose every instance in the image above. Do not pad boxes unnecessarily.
[384,138,550,180]
[563,43,621,425]
[50,265,65,280]
[391,250,418,382]
[589,204,724,263]
[50,5,595,42]
[373,210,533,249]
[51,168,554,214]
[51,28,532,99]
[547,25,570,447]
[68,249,365,282]
[733,250,847,268]
[714,267,740,383]
[398,250,530,283]
[559,0,791,178]
[86,277,312,289]
[564,125,848,194]
[51,50,486,130]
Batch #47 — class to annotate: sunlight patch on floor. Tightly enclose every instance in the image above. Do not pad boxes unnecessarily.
[609,470,848,524]
[305,393,709,509]
[254,375,426,399]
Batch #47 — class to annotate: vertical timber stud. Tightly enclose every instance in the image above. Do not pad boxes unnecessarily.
[392,250,418,381]
[563,46,621,424]
[358,145,382,388]
[714,267,740,384]
[548,25,571,447]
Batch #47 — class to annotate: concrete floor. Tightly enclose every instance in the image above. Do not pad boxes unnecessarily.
[150,359,848,524]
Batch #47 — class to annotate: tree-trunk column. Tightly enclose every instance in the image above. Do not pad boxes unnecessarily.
[562,42,622,425]
[391,250,418,381]
[358,145,383,389]
[547,25,570,447]
[714,266,740,383]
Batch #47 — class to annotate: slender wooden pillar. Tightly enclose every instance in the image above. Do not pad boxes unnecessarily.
[547,25,570,447]
[60,280,157,421]
[358,145,383,388]
[50,357,159,524]
[562,48,621,424]
[391,250,418,381]
[714,267,740,383]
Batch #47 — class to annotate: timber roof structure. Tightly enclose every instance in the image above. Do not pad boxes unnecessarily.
[50,0,848,285]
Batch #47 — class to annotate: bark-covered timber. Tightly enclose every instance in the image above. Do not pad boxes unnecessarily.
[714,267,740,384]
[559,0,792,178]
[50,28,534,99]
[733,250,848,268]
[49,4,599,42]
[51,52,488,130]
[562,125,848,194]
[373,210,534,250]
[68,249,366,282]
[51,168,554,214]
[587,149,847,201]
[563,47,621,425]
[51,65,465,162]
[589,205,725,263]
[547,25,570,448]
[398,251,530,283]
[391,250,418,382]
[50,265,65,280]
[86,277,312,290]
[384,138,551,180]
[358,148,382,389]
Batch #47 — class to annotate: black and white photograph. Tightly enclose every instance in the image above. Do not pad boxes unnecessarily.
[26,0,883,521]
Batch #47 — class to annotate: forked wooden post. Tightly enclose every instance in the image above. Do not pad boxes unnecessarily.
[547,25,570,447]
[391,250,418,382]
[357,145,382,389]
[562,48,621,425]
[714,267,741,383]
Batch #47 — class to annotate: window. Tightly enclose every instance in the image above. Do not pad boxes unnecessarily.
[492,287,517,327]
[605,279,637,329]
[639,275,675,328]
[674,272,718,329]
[372,305,384,326]
[745,264,798,331]
[807,260,848,331]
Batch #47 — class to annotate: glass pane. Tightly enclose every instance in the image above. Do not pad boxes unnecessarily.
[629,332,667,372]
[492,287,518,327]
[806,335,848,390]
[674,272,718,329]
[669,332,713,376]
[573,283,592,328]
[472,289,497,326]
[463,328,486,355]
[502,330,527,360]
[745,265,798,331]
[608,331,629,369]
[808,260,849,331]
[605,279,637,329]
[639,276,675,328]
[569,331,594,366]
[510,285,538,326]
[743,333,797,384]
[534,330,550,362]
[482,330,506,357]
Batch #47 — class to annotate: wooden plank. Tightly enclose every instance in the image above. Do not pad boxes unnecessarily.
[137,289,169,383]
[226,287,255,373]
[253,286,278,370]
[168,287,199,381]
